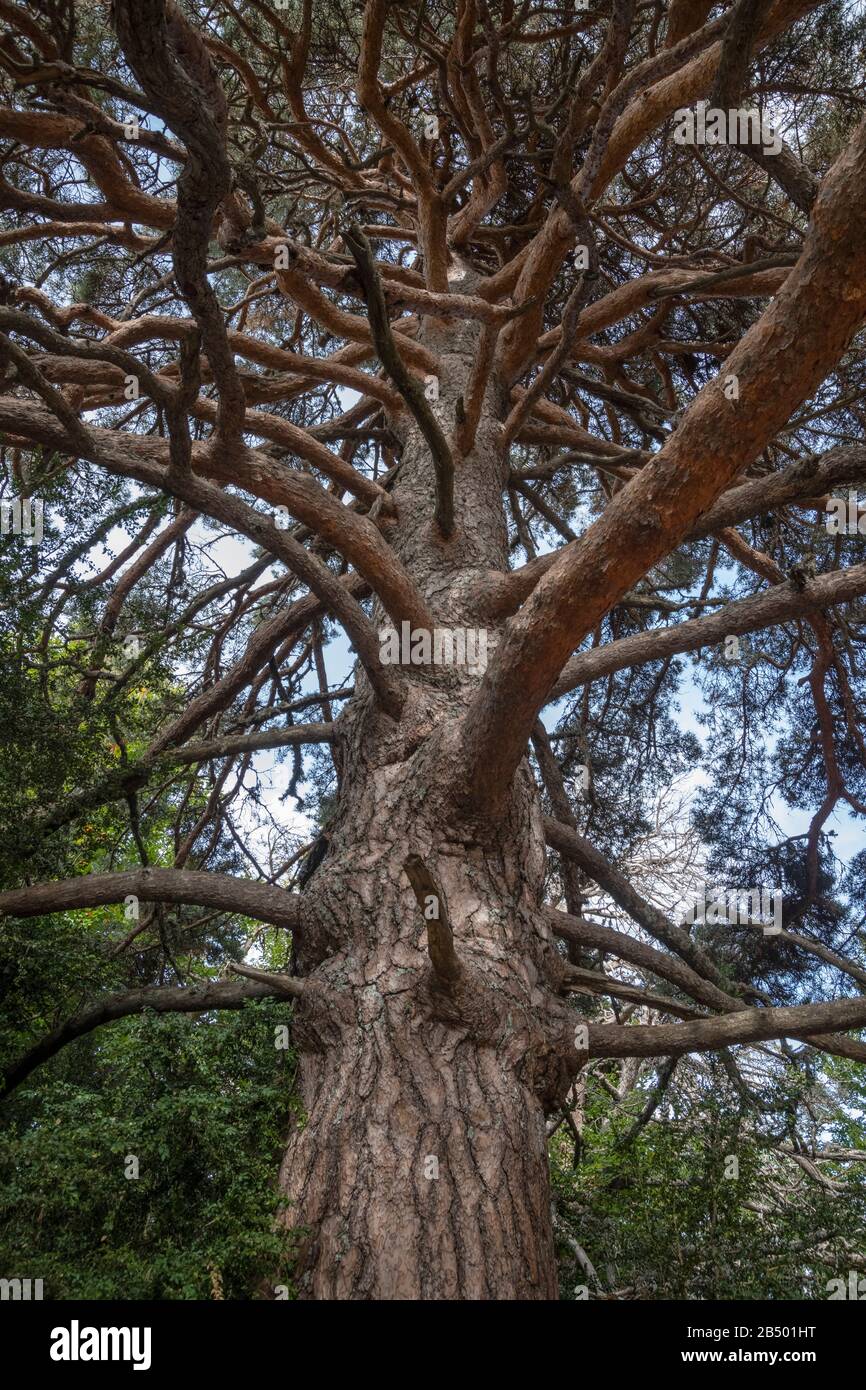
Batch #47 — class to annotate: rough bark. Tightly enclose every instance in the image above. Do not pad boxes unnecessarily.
[278,289,572,1300]
[3,0,865,1306]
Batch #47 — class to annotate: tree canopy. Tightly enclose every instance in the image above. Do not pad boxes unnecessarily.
[0,0,865,1301]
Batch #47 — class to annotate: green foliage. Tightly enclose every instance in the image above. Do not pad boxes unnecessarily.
[0,1003,301,1300]
[1,0,865,1305]
[551,1059,866,1301]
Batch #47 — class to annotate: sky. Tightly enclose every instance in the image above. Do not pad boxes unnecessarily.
[65,447,863,898]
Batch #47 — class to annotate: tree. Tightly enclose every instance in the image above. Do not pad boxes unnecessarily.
[1,0,865,1300]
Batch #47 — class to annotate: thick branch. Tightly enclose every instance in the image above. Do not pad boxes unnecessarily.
[1,978,289,1099]
[403,854,461,991]
[587,995,866,1058]
[544,821,752,998]
[546,908,743,1014]
[0,868,301,929]
[561,966,703,1020]
[549,563,866,701]
[459,112,866,811]
[164,723,335,766]
[0,396,431,634]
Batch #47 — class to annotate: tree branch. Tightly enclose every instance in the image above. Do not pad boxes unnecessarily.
[1,978,289,1099]
[343,222,455,536]
[0,868,300,929]
[459,112,866,812]
[403,853,461,991]
[587,995,866,1058]
[549,562,866,701]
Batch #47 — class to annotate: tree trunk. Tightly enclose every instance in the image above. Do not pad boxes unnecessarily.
[278,292,571,1299]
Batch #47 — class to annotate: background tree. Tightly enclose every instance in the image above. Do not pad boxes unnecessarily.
[1,0,865,1300]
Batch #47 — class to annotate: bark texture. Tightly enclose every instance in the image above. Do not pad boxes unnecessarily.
[279,292,570,1299]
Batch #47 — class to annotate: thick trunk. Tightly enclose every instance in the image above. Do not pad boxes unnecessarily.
[280,997,558,1299]
[279,291,572,1299]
